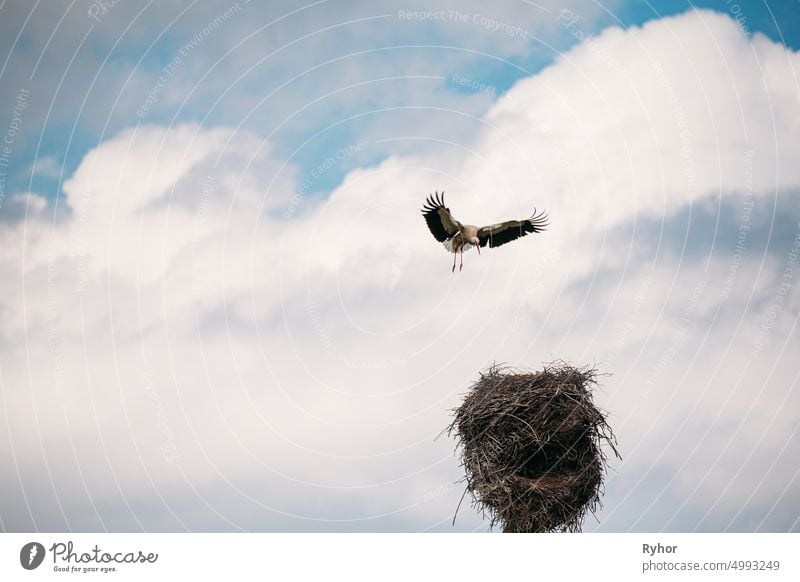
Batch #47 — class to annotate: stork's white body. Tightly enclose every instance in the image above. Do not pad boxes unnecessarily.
[443,225,481,271]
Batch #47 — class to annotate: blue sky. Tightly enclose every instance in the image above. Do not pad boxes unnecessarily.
[3,1,798,202]
[1,1,800,533]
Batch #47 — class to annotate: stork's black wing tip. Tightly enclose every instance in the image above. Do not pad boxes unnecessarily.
[422,191,447,211]
[526,208,550,232]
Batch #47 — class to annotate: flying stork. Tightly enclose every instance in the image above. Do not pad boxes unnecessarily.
[421,191,549,271]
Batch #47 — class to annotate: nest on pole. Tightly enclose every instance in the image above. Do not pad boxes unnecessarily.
[448,362,619,533]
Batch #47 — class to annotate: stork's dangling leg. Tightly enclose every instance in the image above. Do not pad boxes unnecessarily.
[459,247,464,271]
[452,250,457,272]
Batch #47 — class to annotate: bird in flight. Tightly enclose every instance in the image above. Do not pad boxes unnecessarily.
[421,191,549,271]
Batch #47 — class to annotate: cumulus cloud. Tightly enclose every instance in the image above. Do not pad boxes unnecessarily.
[1,9,799,532]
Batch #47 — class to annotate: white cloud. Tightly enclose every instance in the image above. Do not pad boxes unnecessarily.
[1,9,799,531]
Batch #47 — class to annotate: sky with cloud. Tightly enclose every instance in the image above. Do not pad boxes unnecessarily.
[1,0,799,532]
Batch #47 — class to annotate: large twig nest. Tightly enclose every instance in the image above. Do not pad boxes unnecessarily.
[448,362,619,532]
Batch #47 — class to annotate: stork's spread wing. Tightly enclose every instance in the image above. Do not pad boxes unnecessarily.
[421,191,461,242]
[477,209,549,248]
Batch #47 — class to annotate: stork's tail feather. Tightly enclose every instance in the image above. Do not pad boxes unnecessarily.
[443,238,477,253]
